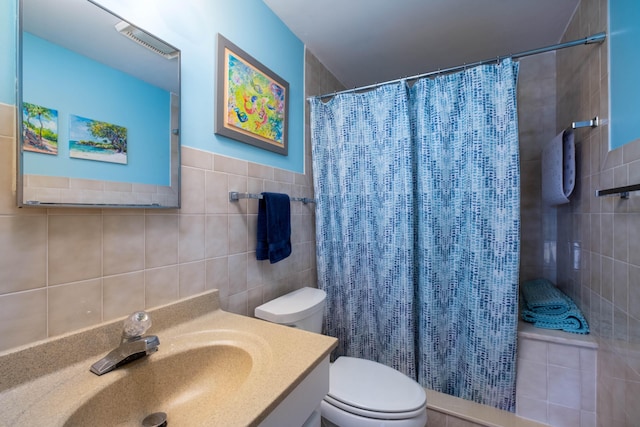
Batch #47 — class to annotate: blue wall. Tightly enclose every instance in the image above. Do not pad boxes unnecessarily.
[0,0,16,105]
[23,33,171,185]
[609,0,640,150]
[1,0,305,173]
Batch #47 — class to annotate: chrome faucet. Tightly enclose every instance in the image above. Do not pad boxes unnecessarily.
[90,311,160,376]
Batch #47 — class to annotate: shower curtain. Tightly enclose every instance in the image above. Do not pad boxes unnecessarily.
[310,59,520,411]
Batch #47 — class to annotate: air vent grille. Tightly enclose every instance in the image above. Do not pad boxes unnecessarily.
[115,21,178,60]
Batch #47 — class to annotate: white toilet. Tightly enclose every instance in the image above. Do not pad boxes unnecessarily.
[255,287,428,427]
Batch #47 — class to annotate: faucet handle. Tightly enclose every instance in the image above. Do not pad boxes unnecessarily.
[122,311,152,339]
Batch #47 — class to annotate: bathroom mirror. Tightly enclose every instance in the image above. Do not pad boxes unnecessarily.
[17,0,180,208]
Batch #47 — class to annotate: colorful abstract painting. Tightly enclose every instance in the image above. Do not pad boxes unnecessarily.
[69,114,127,164]
[216,34,289,155]
[22,102,58,155]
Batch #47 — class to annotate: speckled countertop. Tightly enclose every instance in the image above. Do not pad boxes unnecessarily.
[0,290,337,427]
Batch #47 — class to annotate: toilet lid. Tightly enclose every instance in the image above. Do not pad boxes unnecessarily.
[254,287,325,324]
[327,357,426,416]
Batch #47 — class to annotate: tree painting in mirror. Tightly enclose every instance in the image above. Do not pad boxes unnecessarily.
[22,102,58,155]
[69,114,127,165]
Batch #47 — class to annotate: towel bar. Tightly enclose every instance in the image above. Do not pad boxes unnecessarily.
[229,191,316,204]
[572,116,599,129]
[595,183,640,199]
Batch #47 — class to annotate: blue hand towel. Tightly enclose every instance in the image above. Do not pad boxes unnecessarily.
[256,192,291,264]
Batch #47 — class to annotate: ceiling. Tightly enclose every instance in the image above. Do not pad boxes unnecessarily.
[262,0,580,89]
[23,0,179,93]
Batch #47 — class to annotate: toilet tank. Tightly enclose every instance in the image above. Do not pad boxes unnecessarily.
[254,287,326,333]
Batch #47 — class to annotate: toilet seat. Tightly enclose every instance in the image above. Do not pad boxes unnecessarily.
[324,357,426,420]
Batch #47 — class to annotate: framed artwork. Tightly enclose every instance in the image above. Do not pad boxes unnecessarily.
[69,114,127,164]
[215,34,289,155]
[22,102,58,155]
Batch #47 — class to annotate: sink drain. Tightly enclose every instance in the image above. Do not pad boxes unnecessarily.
[142,412,167,427]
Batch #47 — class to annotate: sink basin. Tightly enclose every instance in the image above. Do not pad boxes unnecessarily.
[0,291,337,427]
[64,331,269,427]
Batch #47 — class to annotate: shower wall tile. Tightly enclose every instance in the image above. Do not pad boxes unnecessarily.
[0,36,339,354]
[555,0,640,425]
[518,52,557,283]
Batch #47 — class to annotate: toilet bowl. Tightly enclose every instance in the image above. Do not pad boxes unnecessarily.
[254,287,428,427]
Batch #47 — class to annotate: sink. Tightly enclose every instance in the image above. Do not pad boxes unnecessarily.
[64,330,270,427]
[0,291,337,427]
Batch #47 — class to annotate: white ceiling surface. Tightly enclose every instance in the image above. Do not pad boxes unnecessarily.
[23,0,179,93]
[263,0,580,89]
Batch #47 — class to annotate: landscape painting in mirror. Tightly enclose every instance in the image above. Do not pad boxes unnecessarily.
[22,102,58,155]
[69,114,128,165]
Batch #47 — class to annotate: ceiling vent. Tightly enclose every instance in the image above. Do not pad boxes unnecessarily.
[115,21,178,60]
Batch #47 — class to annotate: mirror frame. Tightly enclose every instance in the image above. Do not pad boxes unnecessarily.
[16,0,181,208]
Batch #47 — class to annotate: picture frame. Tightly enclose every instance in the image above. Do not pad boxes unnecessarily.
[22,102,59,155]
[215,34,289,156]
[69,114,128,164]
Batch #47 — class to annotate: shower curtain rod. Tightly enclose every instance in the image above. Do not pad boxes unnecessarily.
[308,32,606,100]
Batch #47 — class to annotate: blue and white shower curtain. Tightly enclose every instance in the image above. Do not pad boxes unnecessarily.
[310,59,520,411]
[310,83,418,376]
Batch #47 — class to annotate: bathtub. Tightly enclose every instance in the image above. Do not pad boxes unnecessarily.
[426,388,549,427]
[424,321,597,427]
